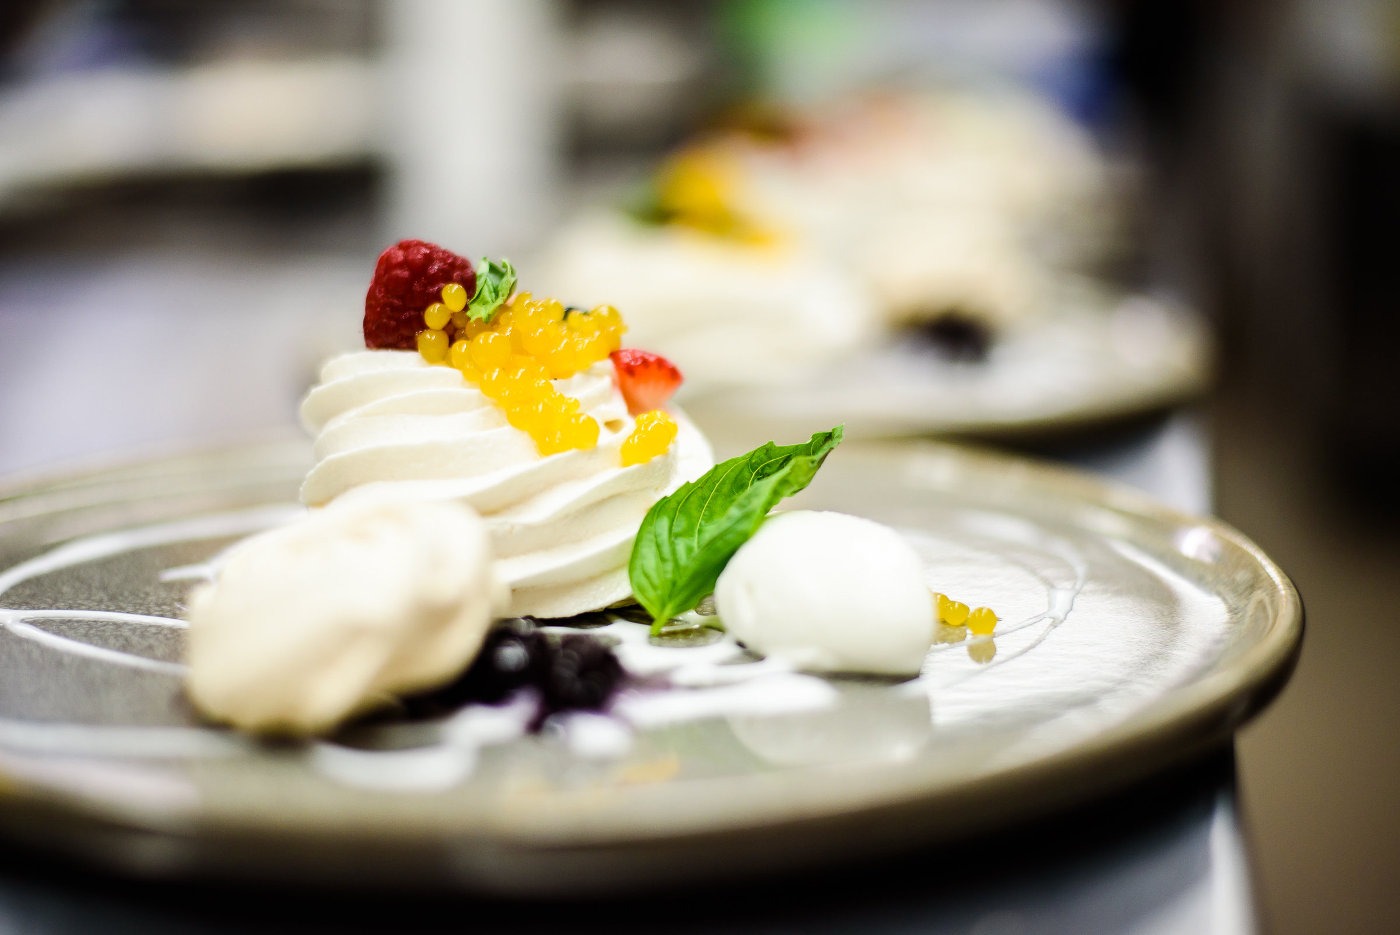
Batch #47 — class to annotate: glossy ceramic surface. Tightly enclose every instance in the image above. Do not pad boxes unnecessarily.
[0,440,1298,893]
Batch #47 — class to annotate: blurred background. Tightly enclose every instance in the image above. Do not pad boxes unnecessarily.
[1,0,1398,931]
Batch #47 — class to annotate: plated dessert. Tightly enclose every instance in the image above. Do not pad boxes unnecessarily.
[183,240,995,737]
[537,85,1119,370]
[0,427,1301,892]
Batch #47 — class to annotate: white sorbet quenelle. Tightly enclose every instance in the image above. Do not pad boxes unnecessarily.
[185,497,507,735]
[714,510,933,676]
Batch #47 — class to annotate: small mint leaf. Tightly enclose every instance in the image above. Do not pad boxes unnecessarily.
[465,257,517,322]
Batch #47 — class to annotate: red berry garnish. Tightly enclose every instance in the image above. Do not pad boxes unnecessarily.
[363,240,476,349]
[610,349,683,415]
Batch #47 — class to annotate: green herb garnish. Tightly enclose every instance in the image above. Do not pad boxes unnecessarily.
[628,426,844,633]
[465,257,517,322]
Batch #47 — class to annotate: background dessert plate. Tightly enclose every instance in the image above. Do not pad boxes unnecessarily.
[0,438,1298,894]
[684,292,1211,452]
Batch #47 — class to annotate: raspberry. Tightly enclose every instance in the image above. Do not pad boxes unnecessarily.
[364,240,477,349]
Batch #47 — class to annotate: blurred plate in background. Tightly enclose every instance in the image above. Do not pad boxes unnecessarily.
[686,290,1211,453]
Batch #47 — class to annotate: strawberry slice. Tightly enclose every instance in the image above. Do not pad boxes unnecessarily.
[363,240,476,349]
[610,349,683,415]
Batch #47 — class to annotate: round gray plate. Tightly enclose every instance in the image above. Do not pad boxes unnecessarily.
[685,294,1212,450]
[0,440,1299,894]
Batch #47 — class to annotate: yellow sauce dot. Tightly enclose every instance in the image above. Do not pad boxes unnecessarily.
[441,282,467,312]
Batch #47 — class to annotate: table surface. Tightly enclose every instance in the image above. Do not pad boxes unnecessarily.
[0,251,1248,933]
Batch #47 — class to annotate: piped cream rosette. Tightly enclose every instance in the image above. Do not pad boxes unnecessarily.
[300,349,714,619]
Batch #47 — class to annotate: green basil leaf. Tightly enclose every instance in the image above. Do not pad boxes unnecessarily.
[465,257,517,322]
[628,426,843,632]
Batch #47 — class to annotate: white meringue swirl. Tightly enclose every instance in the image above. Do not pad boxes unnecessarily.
[299,350,713,618]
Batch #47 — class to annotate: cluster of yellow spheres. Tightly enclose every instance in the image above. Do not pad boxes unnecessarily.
[413,284,672,462]
[935,592,998,636]
[620,410,679,467]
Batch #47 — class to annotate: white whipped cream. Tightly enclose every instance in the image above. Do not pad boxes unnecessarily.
[714,511,933,676]
[185,497,506,735]
[531,213,878,393]
[299,350,714,618]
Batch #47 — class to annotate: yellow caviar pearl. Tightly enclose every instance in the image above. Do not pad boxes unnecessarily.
[417,328,449,363]
[938,596,970,628]
[423,302,451,331]
[517,325,546,357]
[449,338,474,370]
[479,367,516,399]
[469,331,512,370]
[522,321,567,358]
[967,607,998,636]
[507,298,535,332]
[514,398,551,430]
[619,434,647,467]
[564,413,600,449]
[536,428,570,456]
[507,355,546,381]
[517,377,552,403]
[635,410,674,435]
[454,312,490,339]
[544,351,575,380]
[441,282,467,312]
